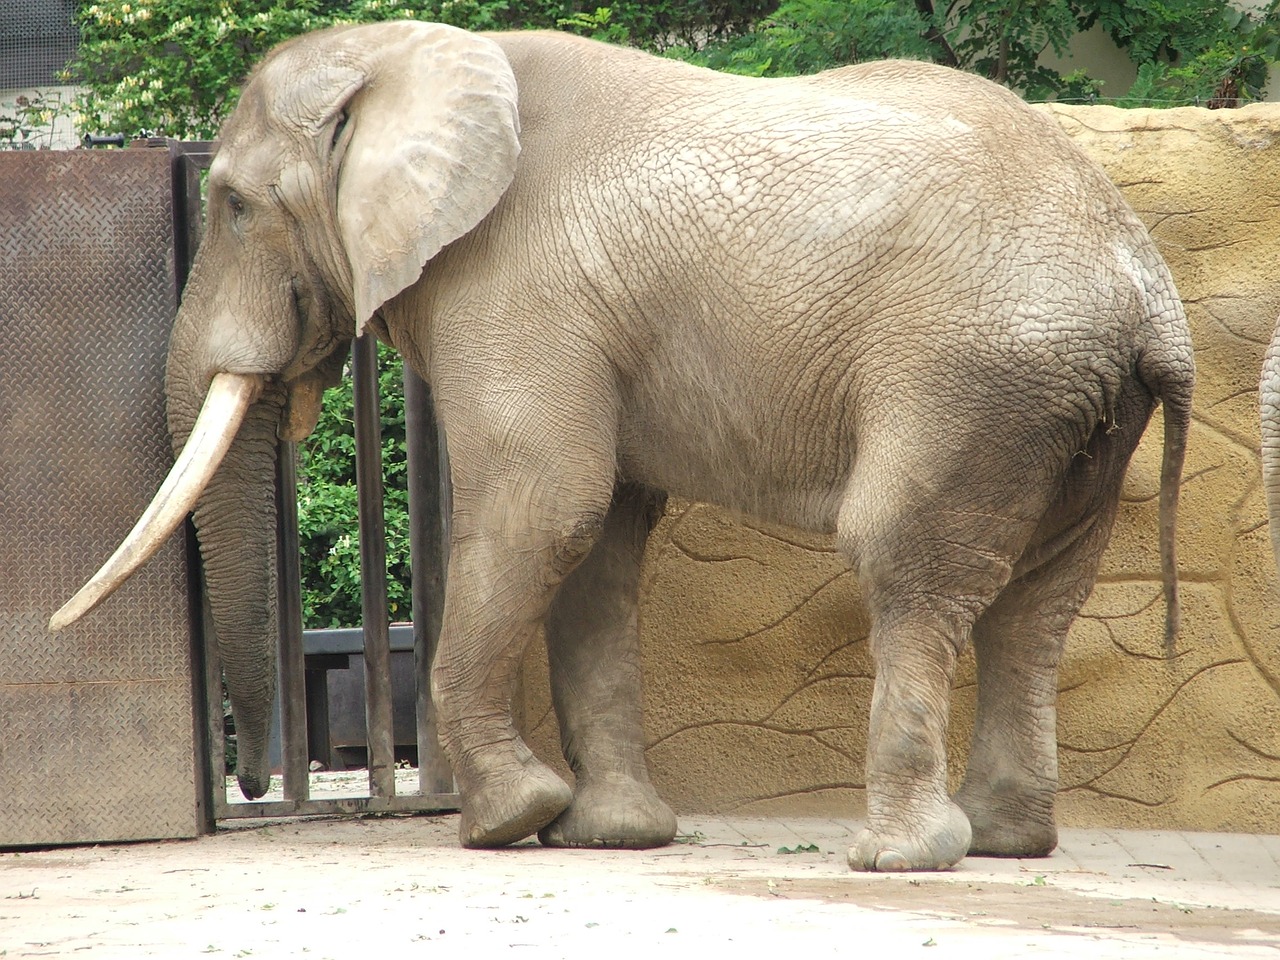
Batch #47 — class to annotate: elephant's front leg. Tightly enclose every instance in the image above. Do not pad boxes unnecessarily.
[432,540,572,848]
[430,407,618,848]
[538,483,676,849]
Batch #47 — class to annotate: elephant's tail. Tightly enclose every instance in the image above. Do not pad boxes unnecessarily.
[1134,264,1195,658]
[1154,366,1192,658]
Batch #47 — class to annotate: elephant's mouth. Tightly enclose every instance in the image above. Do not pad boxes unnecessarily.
[279,366,332,442]
[48,371,264,631]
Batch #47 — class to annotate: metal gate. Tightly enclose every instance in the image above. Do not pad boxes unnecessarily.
[0,144,209,844]
[213,338,458,818]
[0,141,456,845]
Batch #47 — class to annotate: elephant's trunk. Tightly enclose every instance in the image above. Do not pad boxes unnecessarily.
[1260,320,1280,585]
[183,381,287,800]
[48,372,263,631]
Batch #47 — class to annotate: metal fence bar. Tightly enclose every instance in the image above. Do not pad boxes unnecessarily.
[404,368,455,795]
[183,523,215,833]
[276,445,310,801]
[161,139,234,824]
[218,792,459,821]
[352,335,396,798]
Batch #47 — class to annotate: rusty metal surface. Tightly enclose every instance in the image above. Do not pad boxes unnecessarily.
[404,368,455,794]
[0,149,205,845]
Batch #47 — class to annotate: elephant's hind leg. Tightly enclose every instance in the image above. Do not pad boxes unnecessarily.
[956,450,1131,857]
[953,580,1069,859]
[838,443,1046,872]
[538,483,677,849]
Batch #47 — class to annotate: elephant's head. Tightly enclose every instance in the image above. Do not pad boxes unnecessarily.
[51,21,520,797]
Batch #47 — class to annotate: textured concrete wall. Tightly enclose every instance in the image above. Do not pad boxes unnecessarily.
[521,103,1280,832]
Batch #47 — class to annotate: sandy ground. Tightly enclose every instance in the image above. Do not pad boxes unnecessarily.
[2,778,1278,959]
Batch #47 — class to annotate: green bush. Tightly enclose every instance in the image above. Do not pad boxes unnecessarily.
[69,1,533,140]
[294,344,413,628]
[1101,1,1280,106]
[669,0,933,77]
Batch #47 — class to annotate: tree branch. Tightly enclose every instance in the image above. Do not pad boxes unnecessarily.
[914,0,959,67]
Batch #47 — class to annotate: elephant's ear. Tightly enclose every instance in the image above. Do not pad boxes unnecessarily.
[336,23,520,336]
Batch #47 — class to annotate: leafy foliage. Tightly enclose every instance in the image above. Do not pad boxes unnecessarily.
[67,1,783,139]
[673,0,934,76]
[69,0,522,140]
[65,0,1280,137]
[0,91,70,150]
[1093,0,1280,105]
[934,0,1084,98]
[72,0,323,140]
[295,343,413,628]
[555,2,778,49]
[667,0,1279,101]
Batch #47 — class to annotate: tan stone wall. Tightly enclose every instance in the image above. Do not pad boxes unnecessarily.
[521,103,1280,833]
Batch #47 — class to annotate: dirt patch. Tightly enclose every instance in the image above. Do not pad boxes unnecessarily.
[716,874,1280,951]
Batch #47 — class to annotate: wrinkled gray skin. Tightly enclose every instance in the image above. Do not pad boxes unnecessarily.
[165,22,1195,870]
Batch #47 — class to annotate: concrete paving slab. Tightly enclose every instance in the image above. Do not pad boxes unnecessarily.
[1,785,1277,959]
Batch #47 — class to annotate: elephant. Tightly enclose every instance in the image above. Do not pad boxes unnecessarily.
[52,21,1195,871]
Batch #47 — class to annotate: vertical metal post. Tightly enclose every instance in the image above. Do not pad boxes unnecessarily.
[170,140,224,826]
[276,443,310,800]
[404,367,455,795]
[352,335,395,798]
[165,141,216,292]
[202,587,230,820]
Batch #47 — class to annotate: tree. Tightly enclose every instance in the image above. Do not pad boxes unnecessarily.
[925,0,1280,104]
[658,0,1279,103]
[927,0,1086,98]
[68,1,528,140]
[1089,0,1280,105]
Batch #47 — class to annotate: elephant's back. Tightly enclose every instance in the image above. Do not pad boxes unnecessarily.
[478,34,1163,528]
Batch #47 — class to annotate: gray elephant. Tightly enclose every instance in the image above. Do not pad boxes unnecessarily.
[53,21,1195,871]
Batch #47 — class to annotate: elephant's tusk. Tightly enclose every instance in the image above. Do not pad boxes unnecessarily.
[49,372,263,632]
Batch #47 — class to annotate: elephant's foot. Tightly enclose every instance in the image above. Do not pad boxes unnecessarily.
[459,759,573,849]
[848,800,972,872]
[954,783,1057,858]
[538,776,677,849]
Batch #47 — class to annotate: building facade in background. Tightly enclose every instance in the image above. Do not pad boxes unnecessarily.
[0,1,79,149]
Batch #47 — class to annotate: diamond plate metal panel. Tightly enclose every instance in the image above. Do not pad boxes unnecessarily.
[0,149,204,844]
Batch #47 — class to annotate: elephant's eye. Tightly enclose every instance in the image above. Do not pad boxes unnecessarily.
[227,191,246,219]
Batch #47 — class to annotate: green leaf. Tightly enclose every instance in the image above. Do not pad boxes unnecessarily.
[777,842,820,854]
